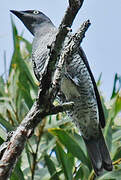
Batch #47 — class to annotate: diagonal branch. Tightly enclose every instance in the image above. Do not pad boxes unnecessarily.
[0,0,87,179]
[50,20,91,102]
[0,97,74,179]
[39,0,85,96]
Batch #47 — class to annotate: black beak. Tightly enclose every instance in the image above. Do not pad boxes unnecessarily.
[10,10,24,19]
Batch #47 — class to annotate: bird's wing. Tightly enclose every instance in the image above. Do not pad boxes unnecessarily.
[32,29,57,82]
[78,47,105,128]
[32,49,49,81]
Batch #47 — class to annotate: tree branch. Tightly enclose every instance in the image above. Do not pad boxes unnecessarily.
[39,0,85,96]
[31,119,46,180]
[51,102,74,115]
[50,20,91,102]
[0,95,74,179]
[0,0,88,179]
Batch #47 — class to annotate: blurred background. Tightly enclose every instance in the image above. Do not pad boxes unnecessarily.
[0,0,121,99]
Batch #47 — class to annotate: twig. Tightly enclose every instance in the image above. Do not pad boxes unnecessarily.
[31,119,46,180]
[88,170,96,180]
[113,158,121,165]
[51,102,74,114]
[62,20,91,62]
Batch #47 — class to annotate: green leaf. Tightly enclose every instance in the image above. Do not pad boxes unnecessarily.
[0,126,7,141]
[73,133,87,156]
[104,94,121,141]
[10,15,19,49]
[111,73,121,99]
[74,164,90,180]
[101,96,109,121]
[44,154,60,180]
[0,114,13,131]
[49,128,89,167]
[7,68,19,105]
[9,16,21,74]
[11,159,25,180]
[97,73,102,87]
[0,98,19,126]
[105,124,112,151]
[0,76,5,96]
[114,95,121,116]
[34,167,50,180]
[97,169,121,180]
[0,137,4,145]
[112,130,121,143]
[3,51,7,81]
[56,142,73,180]
[112,141,121,161]
[18,58,36,88]
[17,80,33,109]
[25,144,32,170]
[18,36,32,54]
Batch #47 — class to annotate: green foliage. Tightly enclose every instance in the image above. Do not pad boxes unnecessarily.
[0,18,121,180]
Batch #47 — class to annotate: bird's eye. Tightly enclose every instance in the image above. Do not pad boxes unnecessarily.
[33,10,39,14]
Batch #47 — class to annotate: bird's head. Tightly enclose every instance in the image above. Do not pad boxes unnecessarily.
[10,10,54,36]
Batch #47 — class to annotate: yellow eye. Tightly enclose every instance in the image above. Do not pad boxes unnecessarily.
[33,10,39,14]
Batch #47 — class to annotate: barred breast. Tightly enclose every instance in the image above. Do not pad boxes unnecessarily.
[61,52,100,139]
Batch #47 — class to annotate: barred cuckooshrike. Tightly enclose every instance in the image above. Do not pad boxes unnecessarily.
[10,10,113,175]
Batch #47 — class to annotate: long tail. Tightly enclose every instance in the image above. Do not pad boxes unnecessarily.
[83,128,113,176]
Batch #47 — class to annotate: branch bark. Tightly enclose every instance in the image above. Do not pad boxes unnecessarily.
[0,0,89,179]
[39,0,85,95]
[50,20,90,101]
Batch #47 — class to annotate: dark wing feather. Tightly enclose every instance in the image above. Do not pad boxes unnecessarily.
[78,47,105,128]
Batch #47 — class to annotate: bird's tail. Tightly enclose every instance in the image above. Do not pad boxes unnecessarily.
[83,127,113,176]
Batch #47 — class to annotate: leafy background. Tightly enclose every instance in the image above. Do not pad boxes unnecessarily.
[0,18,121,180]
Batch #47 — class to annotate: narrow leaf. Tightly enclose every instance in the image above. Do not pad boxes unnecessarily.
[44,154,60,180]
[97,169,121,180]
[56,142,73,180]
[49,128,89,166]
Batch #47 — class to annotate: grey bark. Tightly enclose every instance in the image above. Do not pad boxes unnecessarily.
[0,0,89,179]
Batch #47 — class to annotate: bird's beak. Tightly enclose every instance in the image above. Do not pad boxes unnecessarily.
[10,10,24,19]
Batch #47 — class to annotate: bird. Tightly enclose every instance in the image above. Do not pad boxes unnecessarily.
[10,9,113,175]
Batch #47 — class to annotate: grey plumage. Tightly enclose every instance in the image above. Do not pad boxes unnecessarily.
[32,24,57,81]
[10,9,113,175]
